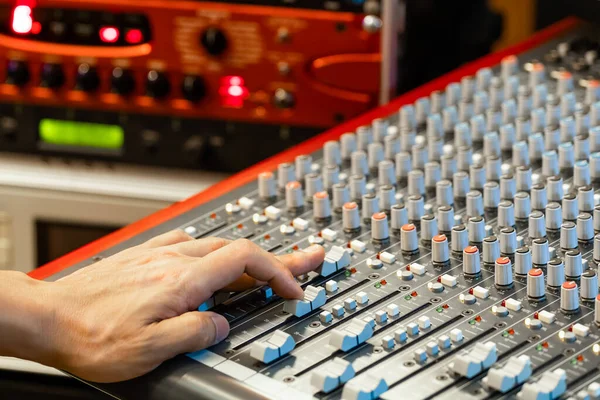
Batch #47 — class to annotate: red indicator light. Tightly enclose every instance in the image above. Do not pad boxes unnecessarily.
[468,288,474,295]
[219,75,249,108]
[350,267,357,274]
[100,26,119,43]
[442,304,449,309]
[380,280,387,286]
[577,355,584,362]
[264,234,271,240]
[475,315,482,322]
[31,21,41,34]
[210,213,217,219]
[223,76,244,86]
[533,312,539,319]
[293,245,299,251]
[410,291,418,297]
[12,5,33,34]
[125,28,143,44]
[542,341,549,348]
[237,224,243,229]
[347,242,352,248]
[406,265,411,271]
[508,328,515,335]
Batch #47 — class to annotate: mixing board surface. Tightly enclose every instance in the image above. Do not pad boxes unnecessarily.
[31,18,600,400]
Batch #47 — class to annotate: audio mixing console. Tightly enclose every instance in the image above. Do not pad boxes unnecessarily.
[29,18,600,400]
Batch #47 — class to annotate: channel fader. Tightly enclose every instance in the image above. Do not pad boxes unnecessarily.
[30,18,600,400]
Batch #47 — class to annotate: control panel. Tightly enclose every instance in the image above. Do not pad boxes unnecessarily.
[0,0,394,171]
[30,17,600,400]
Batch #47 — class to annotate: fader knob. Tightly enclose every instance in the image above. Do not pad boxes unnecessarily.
[546,203,563,231]
[483,236,501,265]
[76,63,100,92]
[181,75,206,102]
[6,60,29,86]
[371,212,390,241]
[527,269,545,300]
[286,181,304,210]
[547,258,565,288]
[146,70,171,99]
[41,63,65,89]
[499,227,517,255]
[495,257,513,288]
[463,246,481,276]
[452,225,469,253]
[342,202,361,232]
[258,172,277,200]
[498,201,515,228]
[200,27,228,56]
[515,246,532,276]
[391,204,408,231]
[577,213,594,242]
[529,211,546,239]
[468,217,485,244]
[401,224,419,254]
[560,222,577,250]
[565,250,583,279]
[560,282,580,313]
[313,192,332,220]
[432,234,450,265]
[532,238,549,266]
[581,271,598,301]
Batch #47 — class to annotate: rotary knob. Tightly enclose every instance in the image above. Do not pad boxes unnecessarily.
[463,245,481,276]
[285,181,304,210]
[182,75,206,102]
[564,250,582,279]
[6,59,30,86]
[401,224,419,254]
[200,27,228,56]
[391,204,408,231]
[581,271,599,301]
[273,89,295,109]
[547,258,565,288]
[560,281,580,313]
[515,246,532,276]
[258,172,276,200]
[499,227,517,255]
[313,192,332,221]
[111,67,135,95]
[432,234,450,265]
[41,63,65,89]
[342,202,360,232]
[146,70,171,99]
[527,268,545,300]
[76,63,100,92]
[371,212,390,242]
[495,257,513,288]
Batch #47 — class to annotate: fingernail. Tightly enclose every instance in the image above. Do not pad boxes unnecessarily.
[303,244,323,253]
[210,314,230,344]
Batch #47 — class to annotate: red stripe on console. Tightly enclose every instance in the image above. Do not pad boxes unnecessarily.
[29,17,580,280]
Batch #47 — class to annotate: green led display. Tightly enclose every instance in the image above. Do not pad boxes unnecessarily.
[39,119,124,150]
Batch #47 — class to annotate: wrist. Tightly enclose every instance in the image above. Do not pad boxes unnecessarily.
[0,272,56,364]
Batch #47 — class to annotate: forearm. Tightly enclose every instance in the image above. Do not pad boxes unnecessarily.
[0,271,53,364]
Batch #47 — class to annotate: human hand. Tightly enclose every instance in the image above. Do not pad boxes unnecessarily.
[32,231,325,383]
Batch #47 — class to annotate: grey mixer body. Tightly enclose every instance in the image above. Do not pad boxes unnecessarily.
[38,20,600,400]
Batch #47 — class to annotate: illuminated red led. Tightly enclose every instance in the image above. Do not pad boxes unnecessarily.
[31,21,41,34]
[125,28,143,44]
[237,224,243,229]
[12,5,33,34]
[468,288,474,295]
[350,267,357,274]
[533,312,539,319]
[293,245,299,251]
[380,280,387,286]
[264,234,271,240]
[577,355,584,362]
[508,328,515,335]
[100,26,119,43]
[210,213,217,219]
[442,304,449,309]
[410,291,418,297]
[542,341,549,348]
[475,315,482,322]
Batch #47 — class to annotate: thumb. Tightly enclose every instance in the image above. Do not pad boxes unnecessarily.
[152,311,230,359]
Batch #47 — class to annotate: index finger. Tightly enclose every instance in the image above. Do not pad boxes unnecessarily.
[186,239,322,305]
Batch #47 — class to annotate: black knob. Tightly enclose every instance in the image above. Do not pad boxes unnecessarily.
[183,135,206,163]
[40,63,65,89]
[76,63,100,92]
[111,67,135,95]
[273,88,295,109]
[146,70,170,99]
[182,75,206,102]
[200,28,228,56]
[6,60,30,87]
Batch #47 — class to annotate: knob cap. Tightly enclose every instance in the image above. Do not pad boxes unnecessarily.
[401,224,419,254]
[564,250,582,279]
[547,176,564,202]
[391,204,408,230]
[146,70,171,99]
[581,271,598,301]
[532,238,549,266]
[546,202,563,230]
[515,246,532,276]
[483,236,500,265]
[578,185,595,212]
[498,201,515,228]
[378,184,395,211]
[277,163,295,190]
[332,184,349,210]
[340,133,357,161]
[200,27,228,56]
[323,165,340,190]
[420,215,438,244]
[452,225,469,253]
[499,227,517,255]
[324,141,342,167]
[560,281,579,313]
[560,222,577,250]
[531,184,548,210]
[76,63,100,92]
[273,89,295,109]
[432,234,450,265]
[407,195,425,222]
[436,180,454,207]
[547,258,565,288]
[596,296,600,325]
[313,192,332,220]
[528,211,546,239]
[577,213,594,242]
[295,155,312,182]
[463,245,481,276]
[342,202,360,232]
[182,75,206,102]
[6,60,29,86]
[258,172,276,200]
[371,212,390,241]
[514,192,531,220]
[527,268,545,300]
[305,173,323,200]
[362,194,379,222]
[41,63,65,89]
[467,191,484,217]
[563,194,579,220]
[468,217,485,244]
[495,257,513,288]
[594,234,600,263]
[437,205,454,232]
[285,181,304,210]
